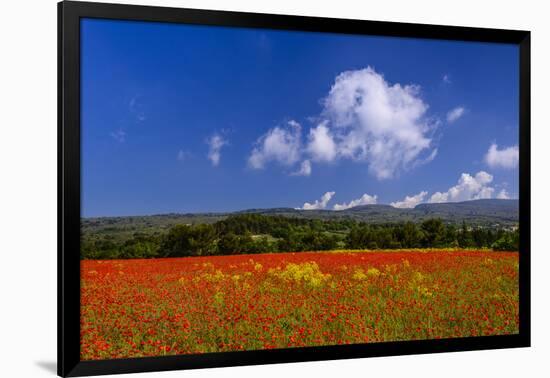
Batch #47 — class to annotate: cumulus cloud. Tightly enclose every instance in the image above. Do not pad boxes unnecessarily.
[300,191,335,210]
[306,122,337,162]
[248,67,439,179]
[443,74,451,84]
[484,143,519,169]
[429,171,495,203]
[391,191,428,208]
[496,189,510,199]
[446,106,465,123]
[291,160,312,176]
[248,120,302,169]
[321,67,436,179]
[333,193,378,211]
[206,133,228,167]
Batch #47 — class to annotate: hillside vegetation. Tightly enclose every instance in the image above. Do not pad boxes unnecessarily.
[81,205,519,259]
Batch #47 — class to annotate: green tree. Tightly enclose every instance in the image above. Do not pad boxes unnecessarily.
[160,224,217,257]
[160,225,193,257]
[217,232,242,254]
[421,219,445,247]
[492,229,519,251]
[458,221,474,248]
[399,222,423,248]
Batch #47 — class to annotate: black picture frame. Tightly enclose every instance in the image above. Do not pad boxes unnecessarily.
[58,1,531,376]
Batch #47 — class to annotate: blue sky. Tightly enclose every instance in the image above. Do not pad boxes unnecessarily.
[81,18,519,217]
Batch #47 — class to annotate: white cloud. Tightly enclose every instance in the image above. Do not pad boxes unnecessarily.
[484,143,519,169]
[391,191,428,208]
[322,67,436,179]
[291,160,312,176]
[300,191,335,210]
[248,67,439,179]
[446,106,465,123]
[496,189,510,199]
[206,133,228,167]
[333,193,378,211]
[429,171,495,203]
[443,74,452,84]
[248,120,302,169]
[411,148,438,169]
[306,122,337,162]
[428,192,446,203]
[110,129,126,143]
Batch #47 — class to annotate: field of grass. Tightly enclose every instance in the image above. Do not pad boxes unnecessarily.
[80,249,519,360]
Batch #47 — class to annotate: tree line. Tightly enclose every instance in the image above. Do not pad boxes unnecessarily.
[81,214,519,259]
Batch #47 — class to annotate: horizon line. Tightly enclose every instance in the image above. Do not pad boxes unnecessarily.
[81,198,518,219]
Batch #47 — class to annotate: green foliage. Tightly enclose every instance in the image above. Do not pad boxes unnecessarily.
[217,232,250,255]
[160,224,217,257]
[420,218,445,247]
[80,213,520,259]
[492,229,519,251]
[119,237,160,259]
[400,222,424,248]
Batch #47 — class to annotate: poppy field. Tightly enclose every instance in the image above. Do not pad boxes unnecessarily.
[80,249,519,360]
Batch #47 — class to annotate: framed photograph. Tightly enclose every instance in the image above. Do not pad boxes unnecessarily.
[58,1,530,376]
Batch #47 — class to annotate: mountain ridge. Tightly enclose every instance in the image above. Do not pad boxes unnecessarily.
[82,199,519,234]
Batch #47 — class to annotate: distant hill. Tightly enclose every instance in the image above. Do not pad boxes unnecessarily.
[412,199,519,223]
[82,199,519,235]
[235,199,518,225]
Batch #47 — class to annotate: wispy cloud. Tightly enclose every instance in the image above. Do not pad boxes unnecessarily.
[206,133,228,167]
[484,143,519,169]
[291,160,312,176]
[446,106,465,123]
[442,74,452,84]
[177,149,191,163]
[333,193,378,211]
[129,95,146,123]
[299,191,335,210]
[110,129,126,143]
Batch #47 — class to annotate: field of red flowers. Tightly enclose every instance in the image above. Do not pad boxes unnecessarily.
[80,250,519,360]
